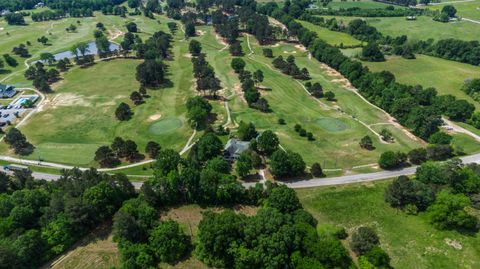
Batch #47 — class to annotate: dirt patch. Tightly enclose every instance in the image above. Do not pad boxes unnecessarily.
[45,224,119,269]
[295,44,307,52]
[445,238,463,250]
[321,63,343,78]
[184,53,193,58]
[107,29,124,40]
[268,17,287,31]
[49,93,91,109]
[162,205,258,237]
[214,31,228,46]
[148,113,162,121]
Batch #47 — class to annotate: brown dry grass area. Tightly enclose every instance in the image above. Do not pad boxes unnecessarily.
[161,204,258,237]
[45,224,120,269]
[45,205,258,269]
[161,257,213,269]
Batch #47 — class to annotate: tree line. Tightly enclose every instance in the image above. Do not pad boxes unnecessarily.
[31,9,66,21]
[190,43,222,98]
[309,5,422,17]
[231,57,270,112]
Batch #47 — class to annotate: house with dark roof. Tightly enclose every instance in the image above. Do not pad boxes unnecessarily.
[224,139,250,161]
[0,85,16,98]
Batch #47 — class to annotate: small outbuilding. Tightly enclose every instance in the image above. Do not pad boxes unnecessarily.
[224,139,250,161]
[0,84,16,98]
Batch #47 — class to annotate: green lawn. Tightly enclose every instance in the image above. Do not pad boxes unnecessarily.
[0,14,196,166]
[298,20,363,47]
[320,15,480,42]
[297,181,480,269]
[362,54,480,111]
[0,45,194,166]
[322,0,398,9]
[196,31,423,170]
[426,0,480,21]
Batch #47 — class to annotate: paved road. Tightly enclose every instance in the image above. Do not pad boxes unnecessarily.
[8,152,480,190]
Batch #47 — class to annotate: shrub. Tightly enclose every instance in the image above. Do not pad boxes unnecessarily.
[310,162,324,177]
[378,151,407,169]
[350,227,379,255]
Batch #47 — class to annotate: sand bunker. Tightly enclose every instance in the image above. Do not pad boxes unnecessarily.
[148,113,162,121]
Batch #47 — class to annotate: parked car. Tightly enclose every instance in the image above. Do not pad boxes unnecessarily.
[3,114,9,118]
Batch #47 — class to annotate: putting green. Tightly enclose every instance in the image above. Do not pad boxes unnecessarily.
[316,118,350,132]
[148,118,183,135]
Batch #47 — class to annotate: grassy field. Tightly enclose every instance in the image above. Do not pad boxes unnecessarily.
[297,180,480,269]
[298,20,363,47]
[426,0,480,21]
[197,30,423,170]
[320,15,480,42]
[43,224,120,269]
[363,54,480,111]
[322,0,398,9]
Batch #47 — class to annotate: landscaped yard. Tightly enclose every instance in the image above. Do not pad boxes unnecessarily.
[297,181,480,269]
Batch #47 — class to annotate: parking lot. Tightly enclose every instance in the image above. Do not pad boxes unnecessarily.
[0,95,39,128]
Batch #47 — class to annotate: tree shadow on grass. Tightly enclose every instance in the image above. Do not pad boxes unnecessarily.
[0,69,12,75]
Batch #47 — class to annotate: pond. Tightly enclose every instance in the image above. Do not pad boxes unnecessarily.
[35,41,120,62]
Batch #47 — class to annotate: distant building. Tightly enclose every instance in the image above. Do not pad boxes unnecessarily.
[34,2,45,8]
[406,16,416,21]
[0,9,11,16]
[0,85,16,98]
[224,139,250,161]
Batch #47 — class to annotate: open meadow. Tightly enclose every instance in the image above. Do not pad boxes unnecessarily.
[363,54,480,110]
[323,0,395,9]
[426,0,480,21]
[297,180,480,269]
[319,15,480,42]
[298,20,363,47]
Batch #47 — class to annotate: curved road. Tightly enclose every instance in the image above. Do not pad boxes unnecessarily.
[8,152,480,190]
